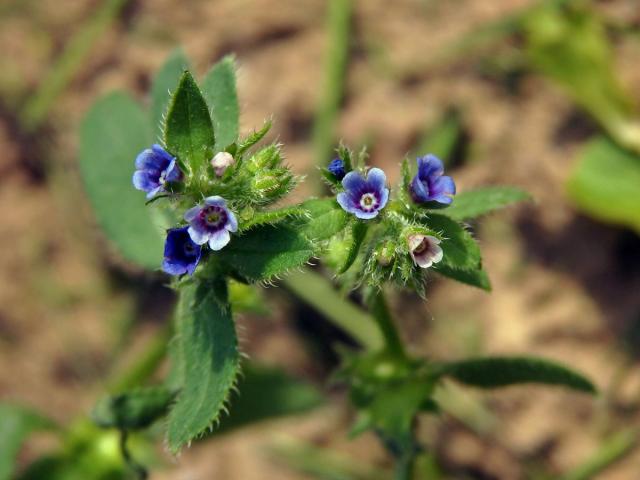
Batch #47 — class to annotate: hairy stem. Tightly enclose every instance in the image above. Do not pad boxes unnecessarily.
[367,289,406,359]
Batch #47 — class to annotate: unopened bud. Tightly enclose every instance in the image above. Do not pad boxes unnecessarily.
[210,151,234,176]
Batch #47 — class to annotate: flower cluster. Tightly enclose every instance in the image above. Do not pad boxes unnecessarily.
[132,145,238,276]
[327,152,456,278]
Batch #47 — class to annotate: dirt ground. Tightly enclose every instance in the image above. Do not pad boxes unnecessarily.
[1,0,640,479]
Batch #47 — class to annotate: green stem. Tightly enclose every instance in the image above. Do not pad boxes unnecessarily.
[367,289,406,359]
[119,430,148,479]
[312,0,352,189]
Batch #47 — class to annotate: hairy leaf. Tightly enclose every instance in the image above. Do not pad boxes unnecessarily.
[567,137,640,234]
[236,119,272,156]
[164,71,215,172]
[441,186,530,221]
[435,356,596,393]
[92,386,176,430]
[201,55,239,151]
[218,223,315,282]
[167,280,240,452]
[151,48,190,141]
[0,404,55,480]
[295,198,350,242]
[79,92,163,269]
[338,221,367,274]
[425,213,481,270]
[435,264,491,291]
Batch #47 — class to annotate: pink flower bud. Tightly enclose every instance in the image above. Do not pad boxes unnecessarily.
[210,151,234,176]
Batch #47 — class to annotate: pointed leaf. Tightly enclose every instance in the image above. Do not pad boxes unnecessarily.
[435,264,491,291]
[151,48,190,141]
[167,280,240,452]
[440,186,531,221]
[218,223,315,282]
[201,56,239,151]
[164,71,215,172]
[338,221,367,274]
[294,198,350,242]
[425,213,481,270]
[79,92,163,269]
[435,356,596,393]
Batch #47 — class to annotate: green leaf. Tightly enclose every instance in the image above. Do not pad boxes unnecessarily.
[413,109,463,164]
[150,48,190,141]
[79,92,163,269]
[0,404,55,480]
[338,221,367,274]
[92,386,176,430]
[218,223,315,282]
[213,364,323,434]
[567,137,640,234]
[167,280,240,453]
[236,119,272,156]
[294,198,350,242]
[435,265,491,291]
[164,71,215,172]
[201,55,239,151]
[425,213,481,270]
[440,186,530,221]
[435,356,597,393]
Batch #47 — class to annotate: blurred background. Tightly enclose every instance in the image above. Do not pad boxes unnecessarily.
[1,0,640,478]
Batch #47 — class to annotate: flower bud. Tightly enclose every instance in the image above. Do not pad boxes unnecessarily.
[247,145,281,173]
[210,151,235,176]
[407,233,442,269]
[251,168,295,202]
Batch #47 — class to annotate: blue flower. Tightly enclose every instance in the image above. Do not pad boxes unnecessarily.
[327,158,346,180]
[162,227,202,276]
[410,154,456,205]
[184,196,238,250]
[132,144,182,199]
[337,168,389,220]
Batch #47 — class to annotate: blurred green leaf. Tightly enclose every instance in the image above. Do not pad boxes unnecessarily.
[167,280,240,453]
[229,280,269,315]
[201,55,240,151]
[92,386,176,431]
[425,214,481,270]
[150,48,190,141]
[525,2,636,147]
[435,356,597,393]
[413,109,463,165]
[164,71,215,172]
[79,92,163,269]
[0,404,55,480]
[214,364,323,434]
[219,223,315,282]
[435,265,491,291]
[567,137,640,233]
[440,186,531,221]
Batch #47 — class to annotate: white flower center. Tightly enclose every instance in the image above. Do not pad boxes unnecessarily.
[359,193,377,211]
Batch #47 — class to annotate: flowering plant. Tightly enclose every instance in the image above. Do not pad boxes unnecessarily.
[74,53,596,478]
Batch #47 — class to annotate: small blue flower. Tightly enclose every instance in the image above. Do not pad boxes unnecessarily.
[162,227,202,276]
[184,196,238,250]
[132,144,182,199]
[410,154,456,205]
[337,168,389,220]
[327,158,346,180]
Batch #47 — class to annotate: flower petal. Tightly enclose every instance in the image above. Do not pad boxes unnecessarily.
[337,192,358,214]
[208,229,231,251]
[162,260,188,276]
[341,171,367,194]
[353,208,380,220]
[410,175,429,202]
[187,225,209,245]
[204,196,227,207]
[366,168,387,191]
[378,187,390,210]
[184,205,202,222]
[225,209,238,232]
[164,159,182,183]
[132,170,157,192]
[417,154,444,178]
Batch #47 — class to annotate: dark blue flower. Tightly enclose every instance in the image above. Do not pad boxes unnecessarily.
[162,227,202,276]
[184,196,238,250]
[410,154,455,205]
[327,158,346,180]
[336,168,389,220]
[132,144,182,199]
